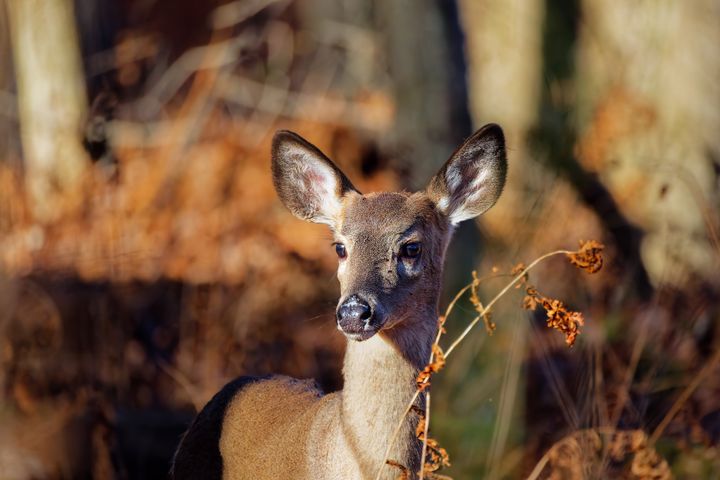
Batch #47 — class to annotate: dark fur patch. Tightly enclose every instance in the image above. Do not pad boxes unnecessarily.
[171,375,271,480]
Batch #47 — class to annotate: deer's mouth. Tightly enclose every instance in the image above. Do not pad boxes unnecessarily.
[336,312,384,341]
[339,329,378,342]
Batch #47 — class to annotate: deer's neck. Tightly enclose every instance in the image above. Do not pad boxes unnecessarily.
[340,312,437,478]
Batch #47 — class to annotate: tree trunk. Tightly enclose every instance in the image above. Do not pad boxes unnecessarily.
[5,0,88,222]
[457,0,545,241]
[575,0,720,286]
[376,0,473,188]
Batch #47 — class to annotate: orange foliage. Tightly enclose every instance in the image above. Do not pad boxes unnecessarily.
[0,112,397,285]
[574,86,656,173]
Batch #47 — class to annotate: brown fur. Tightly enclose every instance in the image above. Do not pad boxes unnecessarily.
[172,125,507,480]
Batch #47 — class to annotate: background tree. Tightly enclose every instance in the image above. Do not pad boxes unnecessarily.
[5,0,88,222]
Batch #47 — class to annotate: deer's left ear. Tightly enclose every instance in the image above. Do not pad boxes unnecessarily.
[426,123,507,224]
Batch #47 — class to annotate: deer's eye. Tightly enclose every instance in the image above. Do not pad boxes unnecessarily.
[334,243,347,259]
[400,242,422,259]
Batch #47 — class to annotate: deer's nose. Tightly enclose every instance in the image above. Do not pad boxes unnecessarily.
[336,295,377,340]
[337,295,372,323]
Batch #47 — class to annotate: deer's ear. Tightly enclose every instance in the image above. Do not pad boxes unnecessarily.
[426,123,507,225]
[272,130,358,226]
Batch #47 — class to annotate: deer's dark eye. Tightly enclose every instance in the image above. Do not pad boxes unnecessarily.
[334,243,347,259]
[400,242,421,259]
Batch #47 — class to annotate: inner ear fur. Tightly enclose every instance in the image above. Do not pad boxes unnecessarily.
[271,130,358,225]
[426,123,507,224]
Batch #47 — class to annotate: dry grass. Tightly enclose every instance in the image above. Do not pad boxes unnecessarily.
[376,241,607,479]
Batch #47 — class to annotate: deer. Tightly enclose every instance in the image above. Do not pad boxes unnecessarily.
[171,123,507,480]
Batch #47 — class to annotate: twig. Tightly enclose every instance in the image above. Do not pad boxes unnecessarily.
[136,33,251,117]
[525,448,552,480]
[445,250,572,358]
[210,0,289,30]
[444,283,475,320]
[418,391,431,480]
[649,347,720,445]
[217,75,393,131]
[610,311,649,427]
[374,251,572,480]
[374,389,422,480]
[373,284,469,480]
[526,429,601,480]
[158,360,203,412]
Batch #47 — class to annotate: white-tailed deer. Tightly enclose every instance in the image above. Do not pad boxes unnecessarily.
[172,124,507,480]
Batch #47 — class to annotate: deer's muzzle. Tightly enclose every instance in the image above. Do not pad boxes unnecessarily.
[336,294,384,341]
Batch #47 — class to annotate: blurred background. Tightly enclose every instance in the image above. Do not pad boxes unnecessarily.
[0,0,718,478]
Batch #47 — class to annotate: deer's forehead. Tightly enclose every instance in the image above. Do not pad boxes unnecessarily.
[339,192,438,239]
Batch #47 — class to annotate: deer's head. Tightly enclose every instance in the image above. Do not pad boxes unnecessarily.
[272,125,507,341]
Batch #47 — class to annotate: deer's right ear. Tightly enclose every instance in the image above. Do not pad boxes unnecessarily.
[272,130,358,226]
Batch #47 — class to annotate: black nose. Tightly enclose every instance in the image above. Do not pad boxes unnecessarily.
[337,295,372,325]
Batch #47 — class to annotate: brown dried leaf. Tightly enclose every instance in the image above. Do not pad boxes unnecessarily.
[416,414,426,440]
[416,344,446,391]
[421,436,451,475]
[413,404,450,476]
[386,459,410,480]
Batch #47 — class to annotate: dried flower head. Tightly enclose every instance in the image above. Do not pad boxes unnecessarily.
[523,286,585,347]
[438,315,447,334]
[542,429,670,480]
[470,271,495,334]
[567,240,604,274]
[416,344,446,391]
[631,446,671,479]
[510,262,529,288]
[481,311,495,335]
[522,287,539,310]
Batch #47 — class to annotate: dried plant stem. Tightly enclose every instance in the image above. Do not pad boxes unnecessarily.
[525,448,552,480]
[374,389,421,480]
[374,285,468,480]
[610,314,649,427]
[374,251,570,480]
[418,391,431,480]
[526,428,610,480]
[374,318,445,480]
[442,272,506,324]
[445,250,572,358]
[650,347,720,445]
[157,360,202,411]
[443,283,474,320]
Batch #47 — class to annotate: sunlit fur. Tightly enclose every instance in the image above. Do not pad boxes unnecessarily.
[216,193,447,480]
[172,125,507,480]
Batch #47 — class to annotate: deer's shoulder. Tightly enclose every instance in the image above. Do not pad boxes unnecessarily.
[171,375,265,479]
[172,374,325,479]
